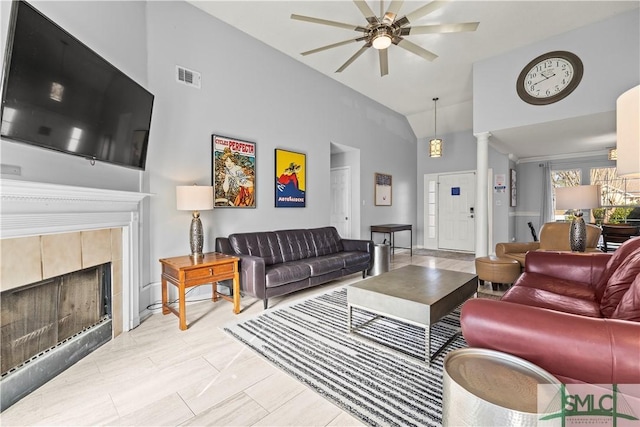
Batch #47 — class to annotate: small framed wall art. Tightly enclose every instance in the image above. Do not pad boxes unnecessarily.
[212,134,256,208]
[374,173,392,206]
[275,148,306,207]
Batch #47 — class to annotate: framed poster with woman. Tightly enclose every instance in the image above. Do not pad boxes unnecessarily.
[212,135,256,208]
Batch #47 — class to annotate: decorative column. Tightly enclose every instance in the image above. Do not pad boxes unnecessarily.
[474,132,491,257]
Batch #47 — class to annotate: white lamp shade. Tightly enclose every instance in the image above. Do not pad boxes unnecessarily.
[176,185,214,211]
[555,185,601,210]
[616,85,639,177]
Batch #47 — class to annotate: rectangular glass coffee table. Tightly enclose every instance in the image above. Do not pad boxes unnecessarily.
[347,265,478,364]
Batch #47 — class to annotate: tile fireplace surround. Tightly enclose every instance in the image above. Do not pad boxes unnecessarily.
[0,178,150,334]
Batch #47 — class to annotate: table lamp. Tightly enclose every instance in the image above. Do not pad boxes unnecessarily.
[555,185,601,252]
[176,185,214,261]
[616,85,639,178]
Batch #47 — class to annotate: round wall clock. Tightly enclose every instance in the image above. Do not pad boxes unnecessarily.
[516,51,583,105]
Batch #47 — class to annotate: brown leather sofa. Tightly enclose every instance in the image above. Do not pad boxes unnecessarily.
[216,226,373,309]
[461,237,640,384]
[495,221,601,266]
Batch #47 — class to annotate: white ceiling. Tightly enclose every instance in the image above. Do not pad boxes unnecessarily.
[188,0,638,160]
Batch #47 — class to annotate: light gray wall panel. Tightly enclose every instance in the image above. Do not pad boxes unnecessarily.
[473,10,639,133]
[145,1,417,293]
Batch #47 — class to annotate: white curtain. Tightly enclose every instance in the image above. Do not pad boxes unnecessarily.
[540,162,554,225]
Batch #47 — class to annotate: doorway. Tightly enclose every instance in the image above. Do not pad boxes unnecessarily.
[330,143,361,238]
[330,167,351,238]
[424,171,476,252]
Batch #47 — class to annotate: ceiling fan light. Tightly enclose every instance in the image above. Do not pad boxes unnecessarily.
[372,31,392,50]
[429,138,442,157]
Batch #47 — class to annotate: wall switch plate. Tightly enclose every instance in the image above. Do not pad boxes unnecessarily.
[1,164,21,176]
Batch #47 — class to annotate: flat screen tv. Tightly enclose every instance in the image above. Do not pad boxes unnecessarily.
[1,1,154,170]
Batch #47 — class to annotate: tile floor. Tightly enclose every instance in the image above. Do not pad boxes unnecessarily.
[2,251,487,426]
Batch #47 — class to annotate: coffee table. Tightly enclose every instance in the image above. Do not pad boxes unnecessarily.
[347,265,478,364]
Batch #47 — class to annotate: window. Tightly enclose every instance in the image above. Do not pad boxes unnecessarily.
[551,169,581,220]
[590,167,640,224]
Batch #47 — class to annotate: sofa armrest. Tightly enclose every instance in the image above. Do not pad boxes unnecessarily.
[495,241,539,257]
[523,251,611,285]
[234,254,266,299]
[342,239,374,269]
[341,238,373,253]
[461,298,640,384]
[215,237,265,299]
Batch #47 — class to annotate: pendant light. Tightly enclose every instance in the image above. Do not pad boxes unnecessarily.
[429,97,442,158]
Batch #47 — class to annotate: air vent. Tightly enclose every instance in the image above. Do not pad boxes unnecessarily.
[176,65,201,89]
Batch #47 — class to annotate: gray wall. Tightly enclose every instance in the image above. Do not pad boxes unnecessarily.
[143,2,417,306]
[474,9,640,133]
[1,1,417,313]
[473,8,638,247]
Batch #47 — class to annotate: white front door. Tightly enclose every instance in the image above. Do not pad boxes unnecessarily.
[438,172,476,251]
[330,167,351,238]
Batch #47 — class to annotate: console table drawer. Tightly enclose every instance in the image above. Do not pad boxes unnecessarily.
[185,263,235,281]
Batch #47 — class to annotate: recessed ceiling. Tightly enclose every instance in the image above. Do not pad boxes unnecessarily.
[188,1,638,160]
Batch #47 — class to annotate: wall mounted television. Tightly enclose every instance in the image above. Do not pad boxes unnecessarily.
[1,0,154,170]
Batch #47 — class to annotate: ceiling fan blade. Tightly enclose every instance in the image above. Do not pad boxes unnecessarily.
[291,14,367,32]
[379,48,389,76]
[301,38,364,56]
[336,45,370,73]
[395,0,450,27]
[382,0,404,24]
[353,0,379,25]
[396,38,438,61]
[403,22,479,35]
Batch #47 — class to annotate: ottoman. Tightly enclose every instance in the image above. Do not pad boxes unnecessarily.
[475,256,521,291]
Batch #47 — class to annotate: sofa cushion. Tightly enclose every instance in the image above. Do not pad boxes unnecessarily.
[229,232,284,265]
[311,227,344,256]
[600,250,640,318]
[594,237,640,301]
[611,273,640,321]
[501,286,602,318]
[340,251,371,268]
[265,261,311,288]
[305,255,345,277]
[275,229,315,262]
[514,272,597,301]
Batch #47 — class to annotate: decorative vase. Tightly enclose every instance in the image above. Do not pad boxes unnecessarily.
[189,212,204,260]
[569,213,587,252]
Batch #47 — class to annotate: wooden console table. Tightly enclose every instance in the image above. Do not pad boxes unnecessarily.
[370,224,412,256]
[159,252,240,330]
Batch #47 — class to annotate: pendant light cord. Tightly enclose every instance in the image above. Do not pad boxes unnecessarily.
[433,97,439,139]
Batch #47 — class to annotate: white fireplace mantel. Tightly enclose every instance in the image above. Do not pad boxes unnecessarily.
[0,178,152,330]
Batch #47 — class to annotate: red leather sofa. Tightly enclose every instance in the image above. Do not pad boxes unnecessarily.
[461,237,640,384]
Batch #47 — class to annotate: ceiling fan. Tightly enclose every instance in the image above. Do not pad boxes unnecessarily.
[291,0,479,76]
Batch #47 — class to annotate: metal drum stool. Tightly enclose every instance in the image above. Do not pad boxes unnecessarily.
[443,348,561,426]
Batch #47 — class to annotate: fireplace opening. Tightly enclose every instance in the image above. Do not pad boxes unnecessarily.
[0,263,112,410]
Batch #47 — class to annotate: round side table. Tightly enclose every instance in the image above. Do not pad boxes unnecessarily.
[443,348,561,426]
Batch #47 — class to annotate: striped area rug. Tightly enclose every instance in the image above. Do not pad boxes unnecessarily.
[224,288,467,427]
